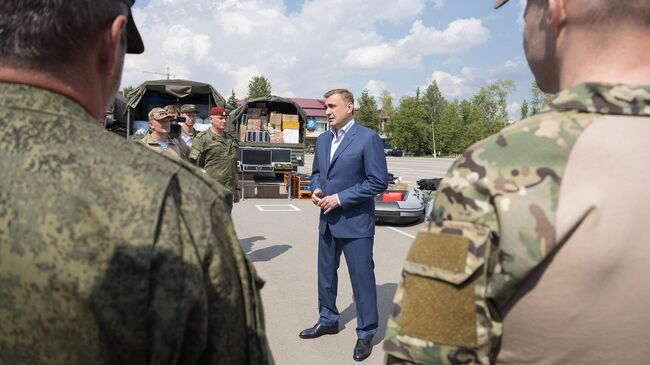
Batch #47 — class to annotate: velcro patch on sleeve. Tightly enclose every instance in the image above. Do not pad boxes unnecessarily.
[400,231,478,347]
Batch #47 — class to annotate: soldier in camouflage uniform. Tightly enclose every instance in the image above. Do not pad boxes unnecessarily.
[180,104,200,148]
[139,107,186,161]
[190,106,241,212]
[384,0,650,364]
[0,1,273,364]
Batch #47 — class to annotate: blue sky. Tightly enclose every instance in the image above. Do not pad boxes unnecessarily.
[125,0,532,119]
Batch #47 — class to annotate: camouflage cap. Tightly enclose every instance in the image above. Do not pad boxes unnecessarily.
[494,0,510,9]
[119,0,144,54]
[148,108,172,121]
[180,104,198,113]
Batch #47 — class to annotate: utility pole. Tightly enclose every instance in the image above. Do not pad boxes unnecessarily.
[143,65,176,80]
[430,109,437,158]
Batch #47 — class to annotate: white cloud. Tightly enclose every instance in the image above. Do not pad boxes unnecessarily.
[162,25,211,60]
[363,80,388,100]
[427,70,476,99]
[424,57,528,100]
[346,18,490,69]
[122,0,518,106]
[508,101,521,120]
[128,0,426,97]
[346,44,397,69]
[230,66,261,97]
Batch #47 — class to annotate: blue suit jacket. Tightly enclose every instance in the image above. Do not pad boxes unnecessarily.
[310,122,388,238]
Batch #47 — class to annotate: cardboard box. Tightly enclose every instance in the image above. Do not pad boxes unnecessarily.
[270,112,282,125]
[282,114,299,122]
[270,131,284,143]
[283,129,300,144]
[282,121,300,130]
[256,185,280,198]
[247,119,261,131]
[248,108,262,118]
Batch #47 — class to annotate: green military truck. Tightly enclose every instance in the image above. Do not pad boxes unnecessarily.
[227,96,308,171]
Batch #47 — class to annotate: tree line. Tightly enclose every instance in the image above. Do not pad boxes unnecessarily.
[355,80,553,157]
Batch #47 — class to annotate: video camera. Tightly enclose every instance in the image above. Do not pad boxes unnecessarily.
[173,116,186,124]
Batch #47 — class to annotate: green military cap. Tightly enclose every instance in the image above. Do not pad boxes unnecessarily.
[494,0,510,9]
[181,104,198,113]
[120,0,144,54]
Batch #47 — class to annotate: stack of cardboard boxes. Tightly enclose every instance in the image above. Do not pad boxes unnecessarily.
[281,114,300,144]
[269,112,283,143]
[239,105,301,144]
[239,104,301,144]
[242,107,270,142]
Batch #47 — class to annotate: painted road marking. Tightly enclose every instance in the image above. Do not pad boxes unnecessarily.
[386,227,416,239]
[255,204,301,212]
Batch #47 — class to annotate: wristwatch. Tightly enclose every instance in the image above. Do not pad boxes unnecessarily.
[235,188,241,191]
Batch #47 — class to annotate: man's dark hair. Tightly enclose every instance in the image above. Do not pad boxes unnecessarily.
[0,0,128,71]
[324,89,354,106]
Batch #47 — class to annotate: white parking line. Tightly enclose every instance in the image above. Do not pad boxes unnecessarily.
[385,227,416,239]
[255,204,302,212]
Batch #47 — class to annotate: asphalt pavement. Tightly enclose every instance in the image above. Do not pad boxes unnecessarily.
[232,156,454,365]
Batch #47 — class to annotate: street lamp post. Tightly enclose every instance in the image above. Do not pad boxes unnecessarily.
[431,113,437,158]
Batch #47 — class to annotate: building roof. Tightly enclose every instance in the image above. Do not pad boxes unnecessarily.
[291,98,327,118]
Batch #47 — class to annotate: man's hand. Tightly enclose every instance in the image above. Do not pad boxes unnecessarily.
[233,189,241,203]
[318,194,340,214]
[312,188,323,205]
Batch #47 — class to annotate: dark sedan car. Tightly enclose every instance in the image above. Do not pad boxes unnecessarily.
[384,147,405,157]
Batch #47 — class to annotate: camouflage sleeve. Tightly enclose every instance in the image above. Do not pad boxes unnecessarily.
[189,134,204,166]
[90,172,274,364]
[383,112,593,364]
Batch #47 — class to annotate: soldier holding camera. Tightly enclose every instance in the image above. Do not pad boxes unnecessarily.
[139,107,186,161]
[164,104,191,158]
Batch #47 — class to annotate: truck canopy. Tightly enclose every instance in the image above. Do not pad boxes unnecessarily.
[227,95,308,135]
[123,79,226,138]
[228,95,310,169]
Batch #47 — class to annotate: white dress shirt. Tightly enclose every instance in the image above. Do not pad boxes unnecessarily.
[328,119,355,206]
[330,119,355,162]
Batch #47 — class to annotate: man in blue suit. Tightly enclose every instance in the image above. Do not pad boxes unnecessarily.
[299,89,388,362]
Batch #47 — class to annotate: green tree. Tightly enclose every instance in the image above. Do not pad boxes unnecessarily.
[121,86,134,98]
[227,89,238,110]
[530,81,554,115]
[472,80,515,123]
[379,89,394,117]
[436,101,465,156]
[356,89,382,132]
[247,76,272,99]
[422,81,446,157]
[520,100,529,119]
[386,93,429,155]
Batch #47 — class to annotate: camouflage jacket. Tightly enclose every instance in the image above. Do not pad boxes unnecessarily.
[139,133,186,161]
[189,129,239,191]
[0,83,274,365]
[383,83,650,364]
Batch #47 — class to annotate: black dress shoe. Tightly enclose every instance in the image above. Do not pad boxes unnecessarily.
[353,338,373,361]
[298,323,339,339]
